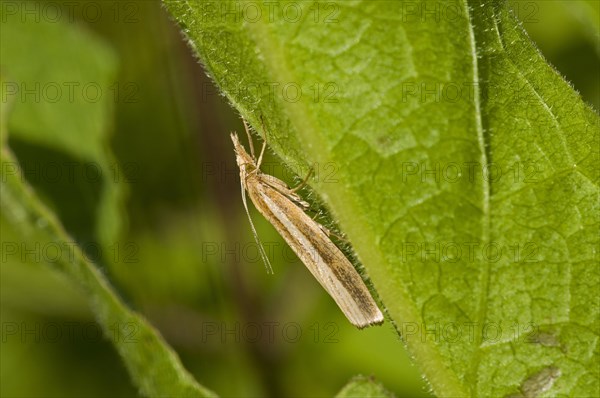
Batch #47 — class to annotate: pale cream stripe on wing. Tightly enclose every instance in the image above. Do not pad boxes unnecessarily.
[258,188,375,326]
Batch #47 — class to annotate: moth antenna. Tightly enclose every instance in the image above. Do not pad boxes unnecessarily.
[240,179,274,274]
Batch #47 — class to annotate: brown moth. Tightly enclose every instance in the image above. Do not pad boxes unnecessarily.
[231,120,383,328]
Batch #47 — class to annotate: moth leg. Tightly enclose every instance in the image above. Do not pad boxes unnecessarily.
[242,116,267,169]
[256,139,267,170]
[262,175,310,210]
[264,167,314,209]
[256,115,268,169]
[286,192,310,210]
[290,167,314,193]
[318,223,349,243]
[253,115,310,209]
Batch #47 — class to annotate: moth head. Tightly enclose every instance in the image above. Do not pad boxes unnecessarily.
[231,132,256,173]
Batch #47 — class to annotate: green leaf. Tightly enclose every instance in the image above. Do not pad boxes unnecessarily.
[163,0,599,396]
[0,73,11,146]
[335,375,394,398]
[0,11,216,398]
[1,8,123,248]
[1,147,216,398]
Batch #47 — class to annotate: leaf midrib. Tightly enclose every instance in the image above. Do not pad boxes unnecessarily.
[241,4,472,396]
[464,1,492,396]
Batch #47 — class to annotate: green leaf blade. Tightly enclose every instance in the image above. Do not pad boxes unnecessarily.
[335,375,395,398]
[471,2,599,396]
[1,10,217,398]
[163,1,599,396]
[1,9,123,247]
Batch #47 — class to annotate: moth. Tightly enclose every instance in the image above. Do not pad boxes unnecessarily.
[231,119,384,328]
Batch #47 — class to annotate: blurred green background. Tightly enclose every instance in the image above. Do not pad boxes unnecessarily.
[1,1,598,397]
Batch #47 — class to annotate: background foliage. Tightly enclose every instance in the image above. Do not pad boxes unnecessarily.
[1,1,598,397]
